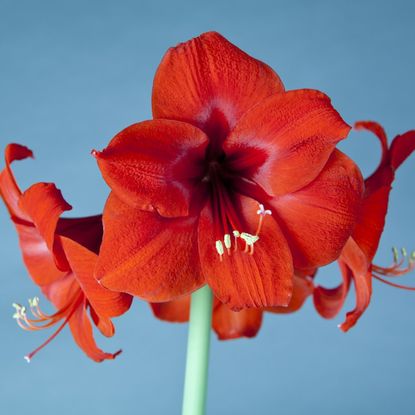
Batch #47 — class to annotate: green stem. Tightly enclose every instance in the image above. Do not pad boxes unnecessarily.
[182,285,213,415]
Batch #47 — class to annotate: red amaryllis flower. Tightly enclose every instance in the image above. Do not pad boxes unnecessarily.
[151,274,314,340]
[94,31,363,310]
[314,122,415,330]
[0,144,132,362]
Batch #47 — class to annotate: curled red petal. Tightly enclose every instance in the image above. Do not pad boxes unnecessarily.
[313,261,351,319]
[0,143,33,219]
[273,150,364,269]
[225,89,351,196]
[390,130,415,171]
[68,298,121,362]
[352,124,415,262]
[96,192,205,301]
[95,120,208,218]
[354,121,389,168]
[152,31,284,141]
[338,238,372,331]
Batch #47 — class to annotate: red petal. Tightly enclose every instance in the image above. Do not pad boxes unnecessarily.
[0,143,33,219]
[337,238,372,331]
[96,192,205,301]
[352,124,415,262]
[212,303,263,340]
[0,145,67,285]
[313,261,351,319]
[268,274,314,314]
[19,183,72,270]
[150,296,190,323]
[152,32,284,141]
[225,89,351,195]
[95,120,208,218]
[68,299,121,362]
[272,150,364,269]
[390,130,415,170]
[90,307,115,337]
[42,273,80,308]
[198,196,293,309]
[355,121,389,168]
[14,222,67,286]
[60,236,133,318]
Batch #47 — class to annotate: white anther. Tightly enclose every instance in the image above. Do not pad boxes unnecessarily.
[12,303,26,320]
[392,247,399,263]
[240,232,260,246]
[215,240,224,256]
[224,234,231,249]
[24,356,31,363]
[256,204,272,217]
[28,297,39,308]
[233,230,240,238]
[402,247,407,257]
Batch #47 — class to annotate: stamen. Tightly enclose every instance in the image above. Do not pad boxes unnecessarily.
[373,246,415,277]
[12,290,83,361]
[392,246,399,263]
[213,203,271,259]
[216,240,224,261]
[224,234,231,254]
[240,232,260,255]
[12,303,26,321]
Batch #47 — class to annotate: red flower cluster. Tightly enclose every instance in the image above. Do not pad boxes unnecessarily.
[1,32,414,358]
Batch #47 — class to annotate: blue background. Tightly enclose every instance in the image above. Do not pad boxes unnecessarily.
[1,1,414,414]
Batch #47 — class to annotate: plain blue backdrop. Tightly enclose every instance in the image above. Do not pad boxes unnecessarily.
[1,1,414,414]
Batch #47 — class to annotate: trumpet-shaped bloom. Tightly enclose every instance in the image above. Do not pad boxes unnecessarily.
[314,122,415,330]
[95,32,363,309]
[0,144,132,362]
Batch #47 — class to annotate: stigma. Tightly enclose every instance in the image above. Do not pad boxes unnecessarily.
[215,203,272,260]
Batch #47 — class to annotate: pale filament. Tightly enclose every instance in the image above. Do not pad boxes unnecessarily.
[12,291,83,362]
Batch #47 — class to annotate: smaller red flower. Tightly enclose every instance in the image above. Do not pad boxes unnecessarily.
[150,274,314,340]
[0,144,132,362]
[313,122,415,330]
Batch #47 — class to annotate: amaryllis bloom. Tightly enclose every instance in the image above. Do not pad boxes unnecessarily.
[0,144,132,362]
[94,31,363,310]
[151,274,314,340]
[314,122,415,330]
